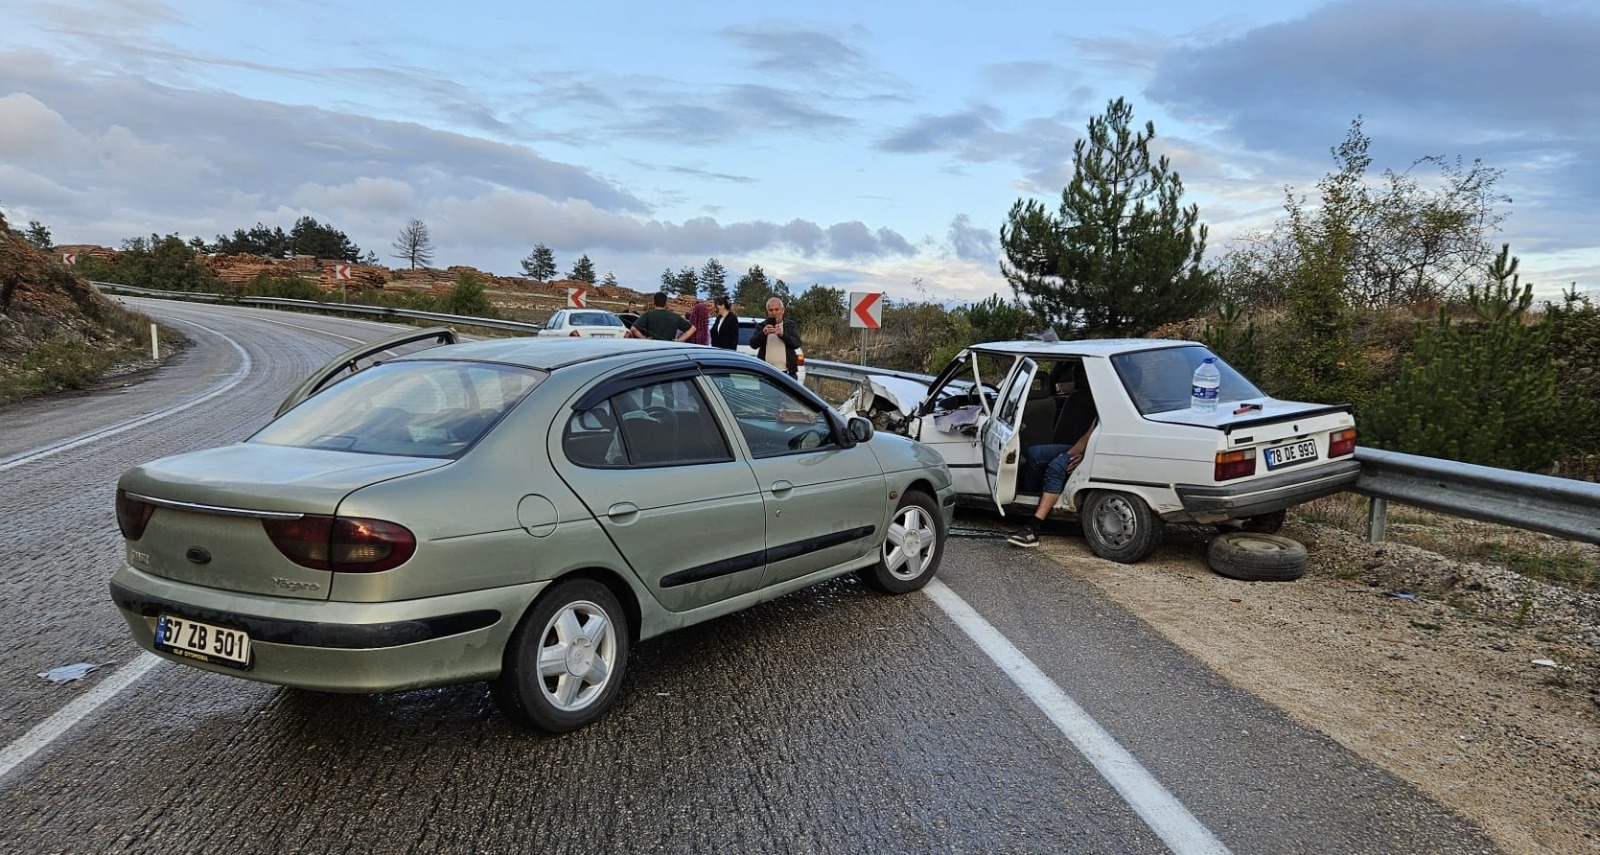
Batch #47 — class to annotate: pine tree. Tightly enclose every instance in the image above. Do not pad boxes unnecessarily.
[569,254,596,283]
[674,265,699,298]
[1363,245,1560,470]
[521,243,557,280]
[602,270,618,288]
[700,257,728,301]
[999,97,1212,336]
[733,265,772,313]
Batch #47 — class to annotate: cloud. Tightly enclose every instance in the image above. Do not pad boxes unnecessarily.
[947,214,997,262]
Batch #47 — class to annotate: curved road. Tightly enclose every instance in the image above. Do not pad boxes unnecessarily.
[0,299,1499,854]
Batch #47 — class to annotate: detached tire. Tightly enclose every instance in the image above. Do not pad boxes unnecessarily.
[1207,532,1308,581]
[860,491,945,594]
[1081,490,1164,563]
[493,579,630,732]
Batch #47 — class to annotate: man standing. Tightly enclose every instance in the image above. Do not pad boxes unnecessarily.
[752,297,802,378]
[635,291,694,342]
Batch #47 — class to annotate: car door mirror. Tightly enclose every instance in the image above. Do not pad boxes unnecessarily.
[847,415,874,444]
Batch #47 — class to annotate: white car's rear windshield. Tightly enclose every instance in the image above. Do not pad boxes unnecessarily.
[570,312,625,327]
[1112,347,1263,415]
[254,361,545,457]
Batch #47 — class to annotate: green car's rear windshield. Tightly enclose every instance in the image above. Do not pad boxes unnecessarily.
[254,361,545,457]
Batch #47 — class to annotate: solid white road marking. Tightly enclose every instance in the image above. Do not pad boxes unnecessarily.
[0,655,161,782]
[922,578,1233,855]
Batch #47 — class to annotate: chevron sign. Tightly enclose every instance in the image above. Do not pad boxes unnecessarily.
[848,292,882,329]
[567,287,587,308]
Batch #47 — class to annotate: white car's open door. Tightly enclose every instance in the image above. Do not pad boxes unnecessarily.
[982,357,1037,514]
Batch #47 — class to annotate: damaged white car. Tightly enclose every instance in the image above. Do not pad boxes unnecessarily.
[840,339,1360,563]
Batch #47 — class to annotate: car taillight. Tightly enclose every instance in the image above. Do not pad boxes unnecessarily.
[569,330,581,337]
[115,489,156,540]
[1329,427,1357,458]
[1214,449,1256,481]
[262,514,416,573]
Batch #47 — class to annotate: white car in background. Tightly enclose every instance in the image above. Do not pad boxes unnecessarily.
[841,338,1360,563]
[538,309,629,339]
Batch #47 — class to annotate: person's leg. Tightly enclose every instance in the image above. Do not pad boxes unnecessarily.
[1009,449,1069,547]
[1019,444,1067,494]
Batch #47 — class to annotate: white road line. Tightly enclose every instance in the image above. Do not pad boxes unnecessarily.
[922,578,1233,855]
[0,319,252,473]
[0,655,162,782]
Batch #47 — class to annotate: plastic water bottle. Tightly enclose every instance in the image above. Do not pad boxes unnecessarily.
[1191,357,1220,413]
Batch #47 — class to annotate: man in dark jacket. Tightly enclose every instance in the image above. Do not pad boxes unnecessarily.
[751,297,802,378]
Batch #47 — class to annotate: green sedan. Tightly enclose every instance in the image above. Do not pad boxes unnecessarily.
[110,329,955,732]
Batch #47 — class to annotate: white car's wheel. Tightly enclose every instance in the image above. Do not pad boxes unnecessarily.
[493,579,629,732]
[1207,532,1308,581]
[860,491,944,594]
[1081,490,1164,563]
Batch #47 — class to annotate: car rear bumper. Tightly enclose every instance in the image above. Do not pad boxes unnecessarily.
[109,566,548,693]
[1174,458,1361,520]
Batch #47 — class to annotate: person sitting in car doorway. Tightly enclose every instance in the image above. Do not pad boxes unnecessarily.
[635,291,694,342]
[1009,362,1097,548]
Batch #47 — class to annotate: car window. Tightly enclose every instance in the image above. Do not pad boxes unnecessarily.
[1113,347,1264,415]
[571,312,624,328]
[996,358,1034,424]
[928,352,1013,412]
[704,370,836,457]
[564,377,732,468]
[253,361,542,457]
[546,312,565,330]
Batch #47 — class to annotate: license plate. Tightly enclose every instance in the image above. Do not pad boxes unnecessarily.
[156,614,251,669]
[1265,439,1318,470]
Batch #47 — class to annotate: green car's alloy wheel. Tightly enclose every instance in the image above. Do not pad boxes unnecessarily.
[1081,489,1164,564]
[860,491,944,594]
[494,578,629,732]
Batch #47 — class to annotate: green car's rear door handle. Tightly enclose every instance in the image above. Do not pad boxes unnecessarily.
[606,502,640,522]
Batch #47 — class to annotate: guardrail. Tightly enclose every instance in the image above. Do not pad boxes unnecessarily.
[93,282,546,335]
[98,284,1600,547]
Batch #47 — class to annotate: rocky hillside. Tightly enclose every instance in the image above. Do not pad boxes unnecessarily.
[0,214,153,404]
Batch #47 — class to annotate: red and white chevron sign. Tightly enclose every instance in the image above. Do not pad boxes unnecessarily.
[567,287,587,309]
[848,291,882,329]
[334,264,352,281]
[61,253,77,266]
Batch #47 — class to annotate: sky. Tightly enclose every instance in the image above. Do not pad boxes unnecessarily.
[2,0,1597,305]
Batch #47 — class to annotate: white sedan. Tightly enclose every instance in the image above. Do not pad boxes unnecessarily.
[538,309,629,339]
[841,338,1360,563]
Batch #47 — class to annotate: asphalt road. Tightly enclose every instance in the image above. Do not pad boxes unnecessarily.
[0,299,1501,854]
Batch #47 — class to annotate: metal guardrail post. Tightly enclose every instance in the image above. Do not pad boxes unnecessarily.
[1366,498,1388,543]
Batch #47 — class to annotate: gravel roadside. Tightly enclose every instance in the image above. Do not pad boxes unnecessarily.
[1037,510,1600,855]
